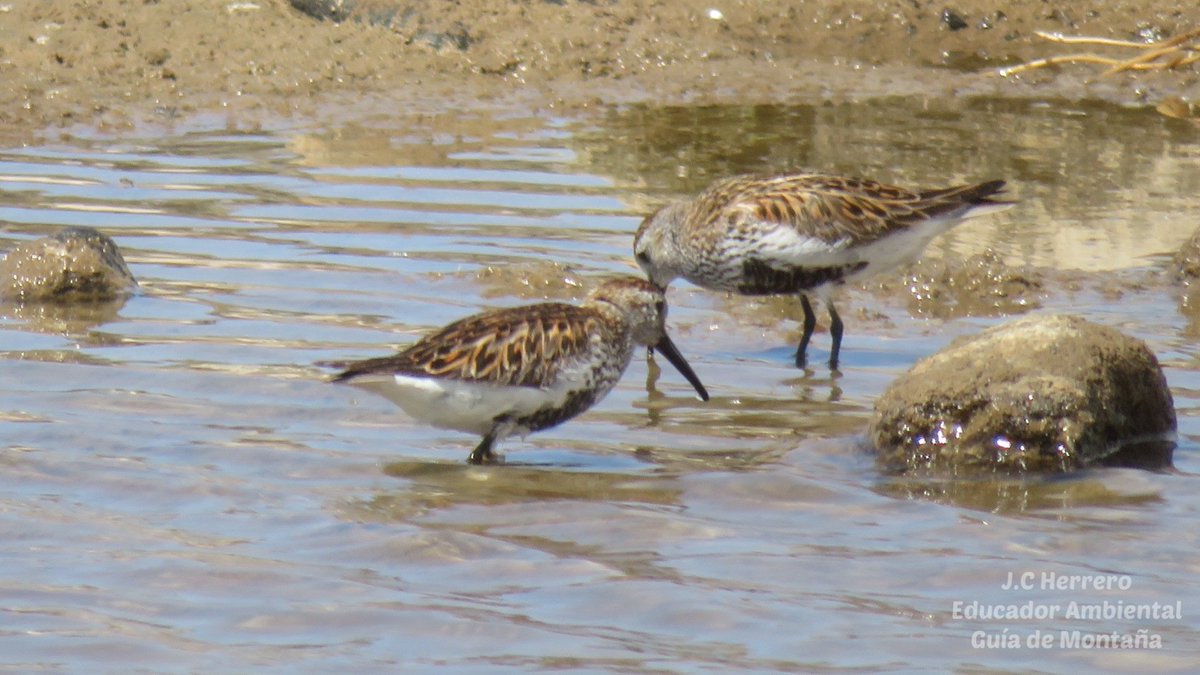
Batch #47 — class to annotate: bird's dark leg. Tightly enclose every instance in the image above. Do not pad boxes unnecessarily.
[467,428,500,465]
[644,347,663,395]
[827,301,843,371]
[796,294,817,368]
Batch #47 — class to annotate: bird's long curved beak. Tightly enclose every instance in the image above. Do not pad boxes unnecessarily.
[653,334,709,401]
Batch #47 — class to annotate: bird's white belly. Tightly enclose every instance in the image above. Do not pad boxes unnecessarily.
[844,216,962,280]
[349,374,571,436]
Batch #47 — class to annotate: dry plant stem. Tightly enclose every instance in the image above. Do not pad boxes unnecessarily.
[1035,27,1200,51]
[1000,55,1164,77]
[1000,27,1200,78]
[1103,31,1200,75]
[1032,31,1149,49]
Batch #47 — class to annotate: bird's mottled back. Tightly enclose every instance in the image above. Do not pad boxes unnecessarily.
[333,302,604,388]
[334,277,675,389]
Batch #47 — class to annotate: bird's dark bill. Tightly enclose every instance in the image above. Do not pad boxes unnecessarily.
[653,334,709,401]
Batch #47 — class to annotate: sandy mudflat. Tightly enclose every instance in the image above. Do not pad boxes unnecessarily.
[1,0,1196,138]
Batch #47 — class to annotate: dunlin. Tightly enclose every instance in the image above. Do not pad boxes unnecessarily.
[332,276,709,464]
[633,173,1012,368]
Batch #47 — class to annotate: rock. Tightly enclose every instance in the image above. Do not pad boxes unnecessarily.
[472,261,585,300]
[1174,226,1200,282]
[870,314,1175,473]
[288,1,474,51]
[1172,228,1200,319]
[0,227,138,302]
[941,8,969,31]
[289,0,354,23]
[876,249,1043,320]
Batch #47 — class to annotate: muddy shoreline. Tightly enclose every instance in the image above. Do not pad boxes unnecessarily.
[2,1,1196,139]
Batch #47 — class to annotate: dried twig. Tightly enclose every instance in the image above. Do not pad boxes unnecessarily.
[998,27,1200,78]
[1033,32,1149,49]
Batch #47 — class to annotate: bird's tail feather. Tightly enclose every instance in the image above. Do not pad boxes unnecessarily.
[920,179,1014,220]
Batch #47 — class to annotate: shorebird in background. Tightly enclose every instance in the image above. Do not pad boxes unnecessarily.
[633,173,1012,369]
[332,276,708,464]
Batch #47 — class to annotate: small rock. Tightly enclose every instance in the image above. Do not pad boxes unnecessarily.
[1173,226,1200,282]
[472,260,584,300]
[941,8,968,31]
[0,227,138,302]
[1174,227,1200,320]
[978,11,1005,30]
[870,314,1175,473]
[289,1,421,34]
[880,250,1043,320]
[1135,23,1168,44]
[145,47,170,66]
[289,0,354,23]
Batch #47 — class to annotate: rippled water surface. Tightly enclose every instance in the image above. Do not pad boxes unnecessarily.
[3,98,1200,671]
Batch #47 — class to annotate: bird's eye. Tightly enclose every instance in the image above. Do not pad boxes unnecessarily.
[635,251,651,265]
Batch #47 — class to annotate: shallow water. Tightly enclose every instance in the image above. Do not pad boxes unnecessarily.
[2,97,1199,671]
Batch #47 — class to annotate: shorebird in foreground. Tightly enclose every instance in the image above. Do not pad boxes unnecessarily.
[332,276,709,464]
[633,173,1012,369]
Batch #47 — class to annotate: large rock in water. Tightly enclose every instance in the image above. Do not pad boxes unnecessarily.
[870,314,1176,473]
[0,227,137,302]
[1174,226,1200,282]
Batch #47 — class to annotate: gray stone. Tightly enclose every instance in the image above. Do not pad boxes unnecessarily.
[290,0,354,23]
[0,227,137,302]
[1173,226,1200,282]
[870,314,1175,473]
[288,1,473,51]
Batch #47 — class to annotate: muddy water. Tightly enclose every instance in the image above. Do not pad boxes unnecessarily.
[2,98,1199,671]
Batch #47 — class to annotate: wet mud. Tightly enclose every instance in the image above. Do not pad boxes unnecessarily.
[1,0,1196,139]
